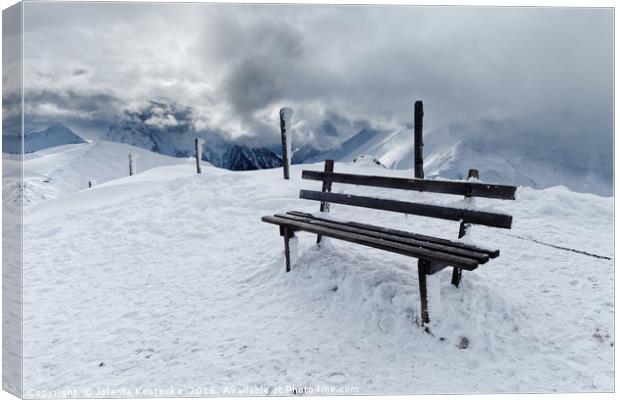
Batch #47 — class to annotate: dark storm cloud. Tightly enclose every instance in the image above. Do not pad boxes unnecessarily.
[23,89,124,130]
[3,4,22,135]
[19,3,613,161]
[26,89,121,114]
[222,21,304,117]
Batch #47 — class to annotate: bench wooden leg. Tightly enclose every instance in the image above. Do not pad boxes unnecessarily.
[282,226,294,272]
[418,259,430,325]
[451,267,462,287]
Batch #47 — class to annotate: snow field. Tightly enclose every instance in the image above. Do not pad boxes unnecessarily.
[13,141,193,206]
[20,161,613,395]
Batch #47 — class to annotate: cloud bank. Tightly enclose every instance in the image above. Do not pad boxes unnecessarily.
[15,3,613,168]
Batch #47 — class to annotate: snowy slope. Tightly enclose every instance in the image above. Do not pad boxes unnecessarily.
[15,141,193,205]
[315,127,413,169]
[424,140,612,196]
[291,144,329,165]
[20,162,613,395]
[3,122,86,154]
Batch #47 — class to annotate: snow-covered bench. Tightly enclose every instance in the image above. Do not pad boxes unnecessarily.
[262,160,516,325]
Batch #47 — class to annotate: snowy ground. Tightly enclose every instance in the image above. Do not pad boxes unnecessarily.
[20,154,613,396]
[6,141,190,206]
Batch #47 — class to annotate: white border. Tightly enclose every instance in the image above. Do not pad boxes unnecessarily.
[0,2,615,400]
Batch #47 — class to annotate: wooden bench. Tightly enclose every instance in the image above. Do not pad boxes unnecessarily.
[262,160,516,325]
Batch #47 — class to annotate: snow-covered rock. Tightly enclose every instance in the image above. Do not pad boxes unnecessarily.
[352,154,386,168]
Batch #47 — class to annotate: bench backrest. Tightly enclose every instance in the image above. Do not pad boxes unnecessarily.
[300,162,516,229]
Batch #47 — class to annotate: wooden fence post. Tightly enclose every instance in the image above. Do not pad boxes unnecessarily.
[279,108,293,180]
[128,154,133,176]
[195,138,202,174]
[452,168,480,287]
[467,168,479,180]
[316,159,335,244]
[414,100,424,179]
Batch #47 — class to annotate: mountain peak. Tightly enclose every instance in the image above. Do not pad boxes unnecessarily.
[3,122,86,154]
[47,121,68,129]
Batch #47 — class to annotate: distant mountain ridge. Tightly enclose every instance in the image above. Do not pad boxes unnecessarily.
[302,126,612,196]
[8,100,611,196]
[104,101,282,171]
[3,122,86,154]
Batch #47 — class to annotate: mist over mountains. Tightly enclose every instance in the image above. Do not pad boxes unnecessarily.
[7,5,611,195]
[6,98,613,196]
[100,101,282,171]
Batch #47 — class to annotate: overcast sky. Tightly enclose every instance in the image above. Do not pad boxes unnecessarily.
[12,3,614,156]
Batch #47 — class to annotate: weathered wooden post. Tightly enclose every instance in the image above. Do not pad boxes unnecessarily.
[316,159,335,244]
[279,107,293,180]
[418,259,430,325]
[128,154,134,176]
[452,168,480,287]
[195,138,204,174]
[414,100,424,179]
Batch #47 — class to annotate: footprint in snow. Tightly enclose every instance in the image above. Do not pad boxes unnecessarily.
[134,348,155,358]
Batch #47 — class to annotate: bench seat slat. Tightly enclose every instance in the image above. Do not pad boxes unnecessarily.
[300,190,513,229]
[302,170,517,200]
[287,211,500,258]
[262,215,480,270]
[275,212,490,263]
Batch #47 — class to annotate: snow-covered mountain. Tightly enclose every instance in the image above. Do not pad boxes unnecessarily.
[104,101,282,171]
[14,101,610,196]
[291,144,329,165]
[221,145,282,171]
[308,127,412,169]
[424,140,612,196]
[3,122,86,154]
[305,126,612,196]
